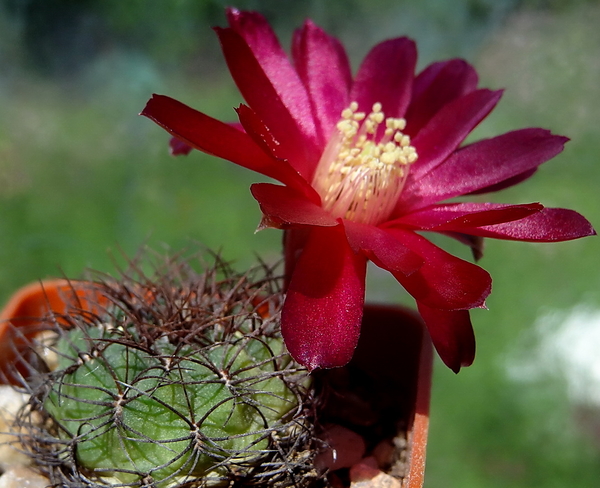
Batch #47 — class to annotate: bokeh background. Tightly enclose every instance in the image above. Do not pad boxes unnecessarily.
[1,0,599,486]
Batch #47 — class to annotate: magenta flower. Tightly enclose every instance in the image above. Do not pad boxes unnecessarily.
[141,8,595,373]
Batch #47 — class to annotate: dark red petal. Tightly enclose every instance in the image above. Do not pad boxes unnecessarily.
[442,232,486,261]
[251,183,336,229]
[169,137,193,156]
[416,303,475,373]
[170,123,245,156]
[283,227,311,287]
[389,202,544,231]
[383,228,492,310]
[224,9,318,140]
[141,95,315,197]
[217,14,320,178]
[405,59,479,137]
[342,220,423,276]
[142,95,270,167]
[235,104,321,201]
[350,37,417,120]
[468,168,537,195]
[460,207,596,241]
[292,20,352,145]
[282,226,367,370]
[401,128,569,211]
[409,89,503,181]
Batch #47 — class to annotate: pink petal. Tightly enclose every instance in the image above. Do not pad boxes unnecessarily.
[141,95,314,197]
[405,59,479,137]
[342,220,423,276]
[459,207,596,241]
[218,10,320,177]
[408,89,503,181]
[235,104,321,200]
[350,37,417,120]
[401,128,569,211]
[468,168,537,195]
[251,183,336,228]
[282,226,367,370]
[292,20,352,145]
[389,202,543,231]
[383,228,492,310]
[416,303,475,373]
[169,137,193,156]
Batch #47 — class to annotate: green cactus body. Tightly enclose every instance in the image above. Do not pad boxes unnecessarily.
[46,323,299,487]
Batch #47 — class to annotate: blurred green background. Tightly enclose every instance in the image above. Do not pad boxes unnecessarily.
[1,0,599,486]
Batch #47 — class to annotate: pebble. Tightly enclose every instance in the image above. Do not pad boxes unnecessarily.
[0,466,49,488]
[0,386,31,471]
[350,459,401,488]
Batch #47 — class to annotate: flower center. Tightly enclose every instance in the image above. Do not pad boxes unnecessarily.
[312,102,418,225]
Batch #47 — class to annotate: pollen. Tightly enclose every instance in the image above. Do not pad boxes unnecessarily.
[312,102,418,225]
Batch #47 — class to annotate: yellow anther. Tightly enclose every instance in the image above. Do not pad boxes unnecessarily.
[312,101,418,226]
[384,142,396,153]
[394,119,406,130]
[368,110,384,124]
[341,108,354,119]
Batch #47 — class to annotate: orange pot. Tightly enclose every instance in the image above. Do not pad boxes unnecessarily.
[0,280,105,386]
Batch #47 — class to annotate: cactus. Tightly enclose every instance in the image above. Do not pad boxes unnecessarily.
[20,257,315,488]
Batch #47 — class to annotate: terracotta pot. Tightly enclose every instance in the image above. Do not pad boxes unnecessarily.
[0,280,105,386]
[0,282,432,487]
[344,304,433,488]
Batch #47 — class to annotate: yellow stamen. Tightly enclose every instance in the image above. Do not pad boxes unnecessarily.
[312,102,418,225]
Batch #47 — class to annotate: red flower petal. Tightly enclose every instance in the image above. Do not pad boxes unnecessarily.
[251,183,337,228]
[442,232,485,261]
[142,95,267,165]
[401,128,569,211]
[169,137,193,156]
[292,20,352,145]
[350,37,417,120]
[383,228,492,310]
[405,59,479,137]
[235,104,321,201]
[342,220,423,276]
[409,89,503,181]
[141,95,315,198]
[282,226,367,370]
[416,303,475,373]
[218,11,320,177]
[461,207,596,241]
[390,202,544,231]
[468,168,538,195]
[170,123,245,157]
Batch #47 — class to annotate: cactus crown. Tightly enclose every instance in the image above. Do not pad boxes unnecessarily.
[16,254,317,488]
